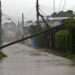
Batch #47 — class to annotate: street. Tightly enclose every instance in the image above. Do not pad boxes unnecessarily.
[0,43,75,75]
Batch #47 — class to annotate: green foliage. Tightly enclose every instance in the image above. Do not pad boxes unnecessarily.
[64,18,75,30]
[55,30,72,53]
[29,24,51,48]
[51,12,57,17]
[64,17,75,53]
[43,23,51,30]
[51,10,73,17]
[0,51,7,59]
[29,25,42,34]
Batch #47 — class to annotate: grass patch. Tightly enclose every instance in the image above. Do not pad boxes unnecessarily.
[0,51,7,59]
[35,47,75,61]
[65,53,75,60]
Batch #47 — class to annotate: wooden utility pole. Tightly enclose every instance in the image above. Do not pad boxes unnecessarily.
[0,0,2,47]
[17,20,20,40]
[36,0,39,25]
[36,0,47,25]
[22,13,24,38]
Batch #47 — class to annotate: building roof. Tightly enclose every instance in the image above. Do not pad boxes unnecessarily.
[48,17,69,21]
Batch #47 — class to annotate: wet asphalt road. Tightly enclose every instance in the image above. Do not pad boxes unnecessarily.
[0,43,75,75]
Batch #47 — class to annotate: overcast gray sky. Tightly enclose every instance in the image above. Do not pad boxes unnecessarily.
[1,0,75,21]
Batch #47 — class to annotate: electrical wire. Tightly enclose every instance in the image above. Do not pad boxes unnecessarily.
[73,5,75,11]
[25,7,36,21]
[59,0,63,11]
[40,6,53,12]
[17,6,36,21]
[40,6,55,16]
[24,7,35,16]
[62,0,67,11]
[40,4,54,10]
[39,7,47,17]
[40,4,58,11]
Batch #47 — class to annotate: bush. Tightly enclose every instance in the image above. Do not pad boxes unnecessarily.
[64,18,75,53]
[29,24,51,48]
[55,30,72,53]
[0,51,7,59]
[64,18,75,30]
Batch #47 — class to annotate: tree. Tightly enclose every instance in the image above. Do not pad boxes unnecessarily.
[55,30,72,53]
[51,12,57,17]
[51,10,73,17]
[64,17,75,53]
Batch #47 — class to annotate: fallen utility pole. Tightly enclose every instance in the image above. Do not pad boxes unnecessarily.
[0,24,63,49]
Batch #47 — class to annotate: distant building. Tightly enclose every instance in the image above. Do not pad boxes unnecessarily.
[23,21,36,37]
[2,21,17,33]
[36,17,69,27]
[2,21,17,42]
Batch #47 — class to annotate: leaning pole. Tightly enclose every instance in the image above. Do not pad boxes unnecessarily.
[0,0,2,47]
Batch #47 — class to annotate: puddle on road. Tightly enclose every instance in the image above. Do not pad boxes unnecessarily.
[29,52,43,56]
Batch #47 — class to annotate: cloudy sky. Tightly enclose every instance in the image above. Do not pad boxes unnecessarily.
[1,0,75,21]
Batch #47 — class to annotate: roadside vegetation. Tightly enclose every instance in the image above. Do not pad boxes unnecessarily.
[29,10,75,60]
[0,44,7,59]
[0,50,7,59]
[29,24,51,48]
[55,16,75,60]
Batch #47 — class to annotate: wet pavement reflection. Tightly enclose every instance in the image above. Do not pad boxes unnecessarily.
[0,44,75,75]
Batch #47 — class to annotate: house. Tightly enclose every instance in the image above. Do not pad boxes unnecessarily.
[36,17,69,28]
[2,21,17,42]
[23,21,36,37]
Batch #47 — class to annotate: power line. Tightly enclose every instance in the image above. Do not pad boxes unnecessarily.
[24,7,35,16]
[40,5,58,11]
[40,5,53,10]
[40,6,53,12]
[59,0,63,11]
[73,5,75,11]
[17,7,36,21]
[2,13,18,22]
[53,0,55,13]
[2,13,11,20]
[40,5,58,16]
[39,8,47,16]
[24,8,36,21]
[62,0,67,11]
